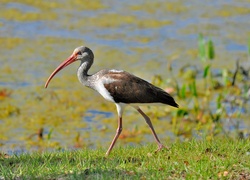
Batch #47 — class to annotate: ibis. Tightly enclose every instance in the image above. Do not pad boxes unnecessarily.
[45,46,178,156]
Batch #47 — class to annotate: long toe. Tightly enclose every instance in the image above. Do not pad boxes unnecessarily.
[155,144,169,153]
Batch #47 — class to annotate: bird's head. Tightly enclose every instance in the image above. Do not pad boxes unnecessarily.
[45,46,94,88]
[74,46,94,61]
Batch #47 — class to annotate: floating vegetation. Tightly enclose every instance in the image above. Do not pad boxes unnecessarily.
[0,89,12,100]
[76,14,172,29]
[0,37,24,49]
[0,104,20,118]
[202,5,250,18]
[130,1,188,14]
[0,8,57,21]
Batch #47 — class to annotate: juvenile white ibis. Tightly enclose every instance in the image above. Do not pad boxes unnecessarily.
[45,46,178,156]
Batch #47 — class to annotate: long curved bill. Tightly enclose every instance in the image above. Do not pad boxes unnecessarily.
[45,54,77,88]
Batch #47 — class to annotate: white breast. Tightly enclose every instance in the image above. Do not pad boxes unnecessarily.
[94,77,117,102]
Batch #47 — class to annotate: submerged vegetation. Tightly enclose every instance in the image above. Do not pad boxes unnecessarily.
[0,34,249,153]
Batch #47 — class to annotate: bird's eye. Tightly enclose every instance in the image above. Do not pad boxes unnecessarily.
[77,51,82,55]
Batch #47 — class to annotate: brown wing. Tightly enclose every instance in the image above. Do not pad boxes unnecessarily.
[103,71,178,108]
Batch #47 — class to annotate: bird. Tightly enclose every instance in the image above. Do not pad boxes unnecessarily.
[45,46,179,156]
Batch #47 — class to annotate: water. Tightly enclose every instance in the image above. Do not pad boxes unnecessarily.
[0,0,249,152]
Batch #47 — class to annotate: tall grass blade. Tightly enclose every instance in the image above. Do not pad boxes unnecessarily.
[203,65,210,78]
[180,83,186,99]
[189,80,197,97]
[198,34,206,62]
[216,93,222,109]
[206,39,215,60]
[48,128,54,140]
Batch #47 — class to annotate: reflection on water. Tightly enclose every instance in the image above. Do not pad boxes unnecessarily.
[81,109,113,130]
[85,109,113,123]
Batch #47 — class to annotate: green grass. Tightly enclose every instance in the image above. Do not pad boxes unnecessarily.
[1,139,250,179]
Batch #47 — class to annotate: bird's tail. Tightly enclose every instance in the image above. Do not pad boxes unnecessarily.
[159,92,179,108]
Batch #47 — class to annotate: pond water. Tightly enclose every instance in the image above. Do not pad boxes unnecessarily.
[0,0,249,153]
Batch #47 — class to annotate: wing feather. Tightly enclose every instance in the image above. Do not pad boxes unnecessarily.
[103,71,178,108]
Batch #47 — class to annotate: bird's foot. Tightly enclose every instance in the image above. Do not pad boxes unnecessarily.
[155,144,169,153]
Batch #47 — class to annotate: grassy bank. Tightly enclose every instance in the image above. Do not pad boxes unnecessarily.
[1,139,249,179]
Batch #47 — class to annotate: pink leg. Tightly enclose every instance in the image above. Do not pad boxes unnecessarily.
[136,107,168,152]
[105,117,122,156]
